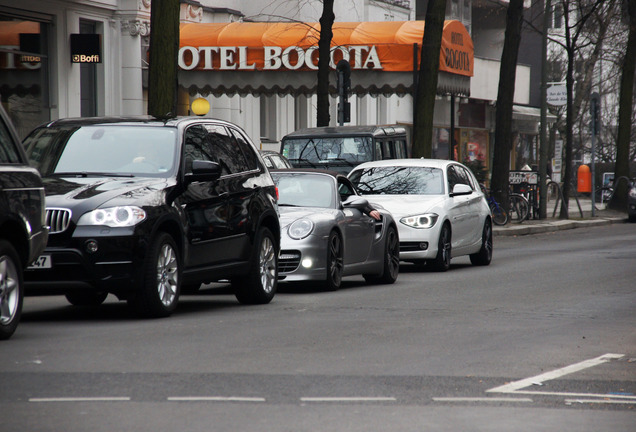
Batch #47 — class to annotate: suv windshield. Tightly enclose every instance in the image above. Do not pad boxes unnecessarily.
[281,136,372,169]
[24,125,178,177]
[350,166,445,195]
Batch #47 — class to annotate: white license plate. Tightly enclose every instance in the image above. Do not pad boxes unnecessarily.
[28,255,52,269]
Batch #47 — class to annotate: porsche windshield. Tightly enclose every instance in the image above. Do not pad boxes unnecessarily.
[272,172,336,208]
[281,136,372,167]
[349,166,445,195]
[23,125,178,177]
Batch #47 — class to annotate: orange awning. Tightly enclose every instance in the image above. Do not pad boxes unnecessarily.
[179,20,473,77]
[178,20,472,97]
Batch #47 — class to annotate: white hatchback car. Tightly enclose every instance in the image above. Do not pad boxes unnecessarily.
[348,159,492,271]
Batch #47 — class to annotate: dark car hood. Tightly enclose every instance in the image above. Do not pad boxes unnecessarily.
[43,176,170,215]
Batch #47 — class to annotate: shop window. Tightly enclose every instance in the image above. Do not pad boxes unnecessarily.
[80,20,98,117]
[0,15,50,139]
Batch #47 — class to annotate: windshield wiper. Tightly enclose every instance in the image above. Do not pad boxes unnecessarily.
[278,203,300,207]
[292,158,318,168]
[51,172,135,178]
[323,158,355,167]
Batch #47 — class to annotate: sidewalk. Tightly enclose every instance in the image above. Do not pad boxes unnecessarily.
[493,197,629,237]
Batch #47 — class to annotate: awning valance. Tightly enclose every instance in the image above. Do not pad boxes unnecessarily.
[178,20,473,97]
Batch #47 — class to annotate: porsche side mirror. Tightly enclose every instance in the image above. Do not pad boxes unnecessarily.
[343,196,369,211]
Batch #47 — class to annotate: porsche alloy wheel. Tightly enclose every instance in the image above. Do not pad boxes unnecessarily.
[325,231,343,291]
[364,225,400,284]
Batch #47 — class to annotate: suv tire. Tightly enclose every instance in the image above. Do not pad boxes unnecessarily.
[130,232,181,317]
[0,240,23,340]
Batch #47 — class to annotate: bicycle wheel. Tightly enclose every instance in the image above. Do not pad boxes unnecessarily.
[509,194,530,223]
[490,202,508,225]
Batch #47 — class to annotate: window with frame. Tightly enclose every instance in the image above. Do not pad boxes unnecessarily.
[338,178,356,202]
[229,127,258,171]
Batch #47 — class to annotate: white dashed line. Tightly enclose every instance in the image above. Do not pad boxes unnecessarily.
[167,396,266,402]
[497,390,636,400]
[433,397,533,403]
[300,397,396,402]
[565,399,636,405]
[29,397,130,402]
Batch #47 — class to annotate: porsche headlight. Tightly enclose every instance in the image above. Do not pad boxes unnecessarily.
[400,213,438,229]
[288,219,314,239]
[77,206,146,227]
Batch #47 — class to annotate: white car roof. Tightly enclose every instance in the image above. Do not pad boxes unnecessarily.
[352,158,456,171]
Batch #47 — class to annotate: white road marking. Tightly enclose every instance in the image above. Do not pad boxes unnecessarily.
[433,397,533,403]
[487,353,624,393]
[565,399,636,405]
[498,390,636,400]
[300,397,396,402]
[167,396,265,402]
[29,397,130,402]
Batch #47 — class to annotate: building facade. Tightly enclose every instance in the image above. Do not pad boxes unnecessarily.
[1,0,540,177]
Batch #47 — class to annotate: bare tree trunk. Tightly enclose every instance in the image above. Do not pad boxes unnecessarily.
[317,0,335,127]
[412,0,447,159]
[609,0,636,211]
[148,0,180,119]
[490,0,524,212]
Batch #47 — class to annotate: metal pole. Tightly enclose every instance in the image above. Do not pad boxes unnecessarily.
[449,94,455,160]
[539,0,551,219]
[591,130,595,217]
[413,43,418,148]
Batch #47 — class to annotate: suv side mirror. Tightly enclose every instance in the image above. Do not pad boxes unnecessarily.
[342,196,369,211]
[185,160,221,183]
[450,184,473,197]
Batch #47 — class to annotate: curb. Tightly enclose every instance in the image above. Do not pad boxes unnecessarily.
[493,217,626,237]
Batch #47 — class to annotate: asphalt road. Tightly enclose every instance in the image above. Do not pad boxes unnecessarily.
[1,223,635,431]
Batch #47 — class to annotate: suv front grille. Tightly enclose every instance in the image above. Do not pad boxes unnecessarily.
[46,208,72,234]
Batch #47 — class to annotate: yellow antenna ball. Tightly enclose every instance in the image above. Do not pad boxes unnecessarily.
[191,97,210,116]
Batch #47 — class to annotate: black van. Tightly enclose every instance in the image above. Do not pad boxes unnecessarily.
[280,125,409,174]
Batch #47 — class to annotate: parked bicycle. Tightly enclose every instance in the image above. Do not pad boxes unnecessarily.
[509,191,530,223]
[480,183,508,226]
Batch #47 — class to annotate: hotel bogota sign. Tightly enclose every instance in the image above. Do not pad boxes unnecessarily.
[179,20,473,77]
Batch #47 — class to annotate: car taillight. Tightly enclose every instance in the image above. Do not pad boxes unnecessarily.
[275,186,279,200]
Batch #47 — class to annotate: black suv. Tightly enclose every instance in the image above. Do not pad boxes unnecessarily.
[23,116,280,317]
[0,105,48,339]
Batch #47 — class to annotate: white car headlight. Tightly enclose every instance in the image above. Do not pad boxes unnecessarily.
[400,213,438,229]
[629,188,636,198]
[77,206,146,227]
[288,219,314,239]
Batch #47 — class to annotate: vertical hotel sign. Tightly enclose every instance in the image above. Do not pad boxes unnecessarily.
[70,34,102,63]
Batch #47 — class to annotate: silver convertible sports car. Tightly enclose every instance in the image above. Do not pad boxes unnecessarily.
[270,169,400,290]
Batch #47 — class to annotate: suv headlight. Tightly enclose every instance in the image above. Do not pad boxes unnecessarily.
[288,219,314,239]
[77,206,146,227]
[400,213,438,229]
